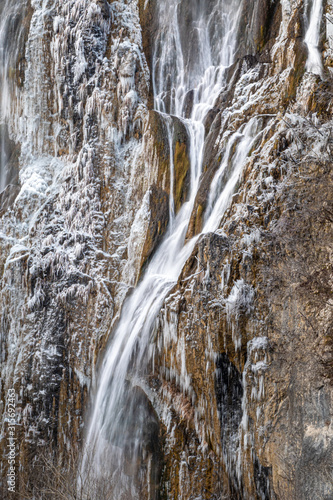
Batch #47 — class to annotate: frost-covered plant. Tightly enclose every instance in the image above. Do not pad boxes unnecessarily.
[225,279,255,350]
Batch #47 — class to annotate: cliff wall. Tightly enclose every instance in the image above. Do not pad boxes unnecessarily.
[0,0,332,498]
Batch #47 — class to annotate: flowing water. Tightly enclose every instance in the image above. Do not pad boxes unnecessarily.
[82,0,262,497]
[0,0,27,191]
[305,0,323,76]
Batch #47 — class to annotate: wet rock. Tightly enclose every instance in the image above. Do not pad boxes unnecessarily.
[0,185,20,215]
[182,89,194,118]
[140,185,169,271]
[172,117,191,213]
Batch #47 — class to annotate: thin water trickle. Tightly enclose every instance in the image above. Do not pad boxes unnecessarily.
[82,0,259,496]
[203,119,261,233]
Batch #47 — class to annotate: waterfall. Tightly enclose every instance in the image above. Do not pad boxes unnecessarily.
[82,0,262,497]
[305,0,323,76]
[0,0,26,192]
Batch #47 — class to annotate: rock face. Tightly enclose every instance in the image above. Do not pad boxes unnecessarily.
[0,0,332,499]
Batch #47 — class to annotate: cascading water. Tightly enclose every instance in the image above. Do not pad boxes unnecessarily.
[82,0,261,497]
[0,0,26,192]
[305,0,323,76]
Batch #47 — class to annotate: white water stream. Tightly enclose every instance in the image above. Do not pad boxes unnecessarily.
[305,0,323,76]
[82,0,262,497]
[0,0,26,191]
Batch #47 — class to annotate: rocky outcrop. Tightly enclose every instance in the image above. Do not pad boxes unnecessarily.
[0,0,332,499]
[151,116,333,499]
